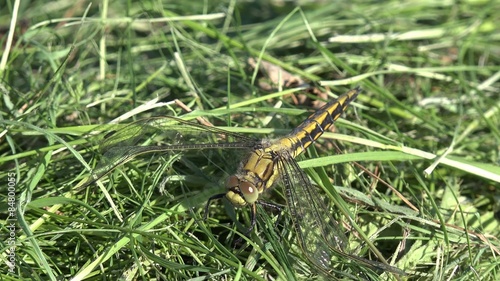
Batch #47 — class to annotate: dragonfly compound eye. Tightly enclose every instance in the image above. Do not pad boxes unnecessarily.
[225,175,239,189]
[239,181,258,204]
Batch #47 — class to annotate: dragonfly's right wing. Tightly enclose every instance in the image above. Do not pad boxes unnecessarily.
[98,117,256,152]
[83,116,258,188]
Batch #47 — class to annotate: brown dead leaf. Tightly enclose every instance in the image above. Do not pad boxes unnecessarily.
[248,57,304,88]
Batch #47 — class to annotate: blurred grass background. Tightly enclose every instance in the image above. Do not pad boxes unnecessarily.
[1,0,499,280]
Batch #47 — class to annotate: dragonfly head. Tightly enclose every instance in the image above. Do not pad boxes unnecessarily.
[225,175,259,207]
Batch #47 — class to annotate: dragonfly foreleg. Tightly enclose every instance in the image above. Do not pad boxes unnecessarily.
[204,193,257,239]
[203,192,226,220]
[257,200,284,230]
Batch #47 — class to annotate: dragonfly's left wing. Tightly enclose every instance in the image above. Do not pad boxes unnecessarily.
[276,151,405,278]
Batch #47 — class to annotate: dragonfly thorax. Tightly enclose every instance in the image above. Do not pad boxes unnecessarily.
[225,175,259,206]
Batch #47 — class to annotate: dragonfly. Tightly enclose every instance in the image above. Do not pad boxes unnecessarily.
[82,87,405,278]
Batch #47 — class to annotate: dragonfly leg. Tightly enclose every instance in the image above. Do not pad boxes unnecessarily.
[204,193,226,220]
[246,203,257,235]
[231,203,257,247]
[257,200,284,226]
[205,193,257,237]
[257,200,283,211]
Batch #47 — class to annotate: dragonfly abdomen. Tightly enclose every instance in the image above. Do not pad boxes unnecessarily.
[286,88,360,157]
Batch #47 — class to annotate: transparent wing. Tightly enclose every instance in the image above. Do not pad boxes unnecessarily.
[276,151,404,278]
[83,116,258,187]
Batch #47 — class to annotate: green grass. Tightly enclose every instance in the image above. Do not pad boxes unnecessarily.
[1,0,500,280]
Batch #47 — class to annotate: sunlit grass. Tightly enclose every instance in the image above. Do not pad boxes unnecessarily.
[1,0,499,280]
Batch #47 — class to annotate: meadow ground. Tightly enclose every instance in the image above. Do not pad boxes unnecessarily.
[1,1,499,280]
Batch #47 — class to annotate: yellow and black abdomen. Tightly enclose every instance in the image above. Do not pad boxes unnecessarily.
[285,87,360,158]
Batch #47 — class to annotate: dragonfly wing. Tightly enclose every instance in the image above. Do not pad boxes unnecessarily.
[276,151,351,275]
[84,116,257,187]
[276,151,405,277]
[98,116,255,152]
